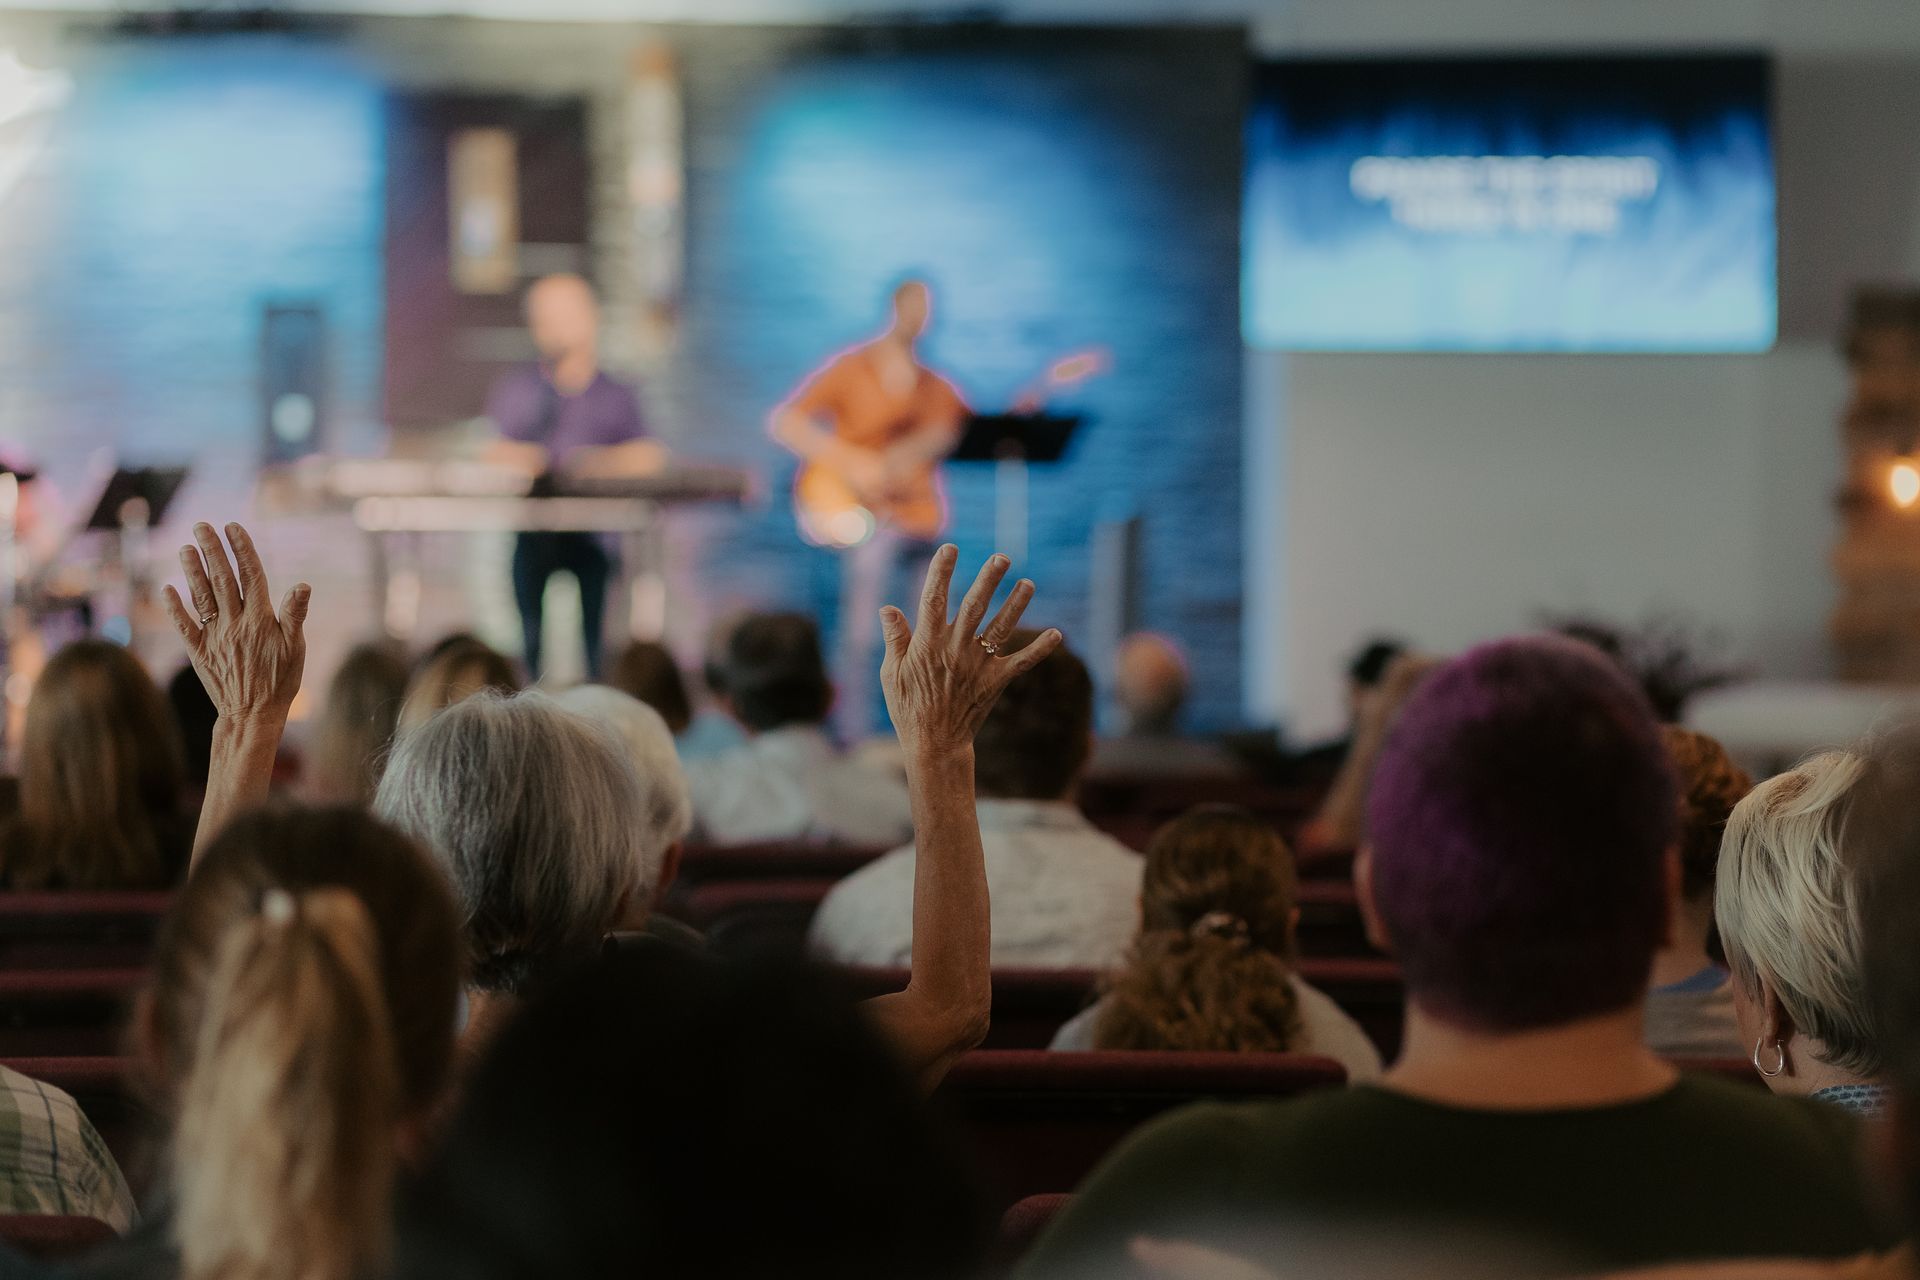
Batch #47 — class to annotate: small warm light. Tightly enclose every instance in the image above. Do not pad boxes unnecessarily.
[1892,460,1920,509]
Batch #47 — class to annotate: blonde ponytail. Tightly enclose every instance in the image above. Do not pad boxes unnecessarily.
[172,888,401,1280]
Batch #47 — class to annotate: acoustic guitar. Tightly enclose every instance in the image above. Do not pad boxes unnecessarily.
[793,349,1109,550]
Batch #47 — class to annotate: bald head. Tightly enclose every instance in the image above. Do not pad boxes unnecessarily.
[890,280,931,343]
[1114,633,1190,735]
[526,274,600,362]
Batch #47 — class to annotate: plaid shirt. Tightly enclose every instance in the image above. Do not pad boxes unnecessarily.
[0,1065,135,1232]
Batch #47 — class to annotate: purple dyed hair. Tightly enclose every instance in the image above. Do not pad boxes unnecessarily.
[1366,635,1678,1032]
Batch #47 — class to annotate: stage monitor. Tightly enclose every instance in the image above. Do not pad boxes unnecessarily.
[1244,53,1776,353]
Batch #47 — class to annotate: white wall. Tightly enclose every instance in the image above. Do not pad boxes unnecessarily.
[1249,1,1920,739]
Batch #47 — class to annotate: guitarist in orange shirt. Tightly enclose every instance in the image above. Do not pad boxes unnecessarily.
[772,279,969,735]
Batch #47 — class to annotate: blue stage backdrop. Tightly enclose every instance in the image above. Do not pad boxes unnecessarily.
[662,25,1248,730]
[0,21,1246,730]
[1245,54,1777,353]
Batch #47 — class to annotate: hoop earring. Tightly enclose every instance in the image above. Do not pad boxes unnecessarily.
[1752,1037,1787,1078]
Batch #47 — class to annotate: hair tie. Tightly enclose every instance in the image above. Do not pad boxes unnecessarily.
[260,889,298,927]
[1190,910,1250,944]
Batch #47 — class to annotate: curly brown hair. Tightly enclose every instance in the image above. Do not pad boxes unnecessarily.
[1662,726,1752,901]
[1095,806,1302,1052]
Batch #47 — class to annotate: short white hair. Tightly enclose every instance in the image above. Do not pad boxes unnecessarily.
[1716,751,1880,1074]
[373,691,641,994]
[552,683,693,871]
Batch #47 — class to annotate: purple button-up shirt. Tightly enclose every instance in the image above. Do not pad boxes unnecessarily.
[486,364,646,467]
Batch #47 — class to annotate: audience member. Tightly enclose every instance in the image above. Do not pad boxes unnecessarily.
[1717,752,1887,1114]
[607,639,693,735]
[548,684,695,940]
[164,665,218,795]
[674,613,749,761]
[302,641,410,808]
[0,1064,134,1232]
[396,637,518,736]
[395,948,986,1280]
[683,611,911,846]
[375,690,649,1049]
[1293,649,1436,858]
[1644,727,1750,1059]
[1089,633,1244,779]
[1594,730,1920,1280]
[1049,806,1381,1081]
[1281,636,1406,788]
[810,632,1142,969]
[0,639,192,890]
[68,807,463,1280]
[1020,636,1884,1278]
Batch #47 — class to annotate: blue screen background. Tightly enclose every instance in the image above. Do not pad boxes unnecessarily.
[1244,55,1777,353]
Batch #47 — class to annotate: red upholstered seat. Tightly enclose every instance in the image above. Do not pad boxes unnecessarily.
[838,968,1103,1051]
[1294,880,1382,958]
[1295,957,1405,1060]
[938,1050,1346,1218]
[0,969,145,1057]
[0,1213,118,1261]
[671,842,890,888]
[0,893,172,970]
[672,880,833,958]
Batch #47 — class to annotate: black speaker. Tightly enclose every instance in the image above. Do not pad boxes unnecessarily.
[260,302,327,464]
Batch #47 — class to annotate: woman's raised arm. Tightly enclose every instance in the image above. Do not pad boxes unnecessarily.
[860,544,1061,1090]
[162,521,310,867]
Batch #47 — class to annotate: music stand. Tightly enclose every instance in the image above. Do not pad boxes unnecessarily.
[83,467,190,534]
[82,467,191,605]
[950,412,1083,562]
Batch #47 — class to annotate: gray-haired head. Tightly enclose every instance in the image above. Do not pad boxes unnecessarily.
[552,684,693,890]
[373,691,640,995]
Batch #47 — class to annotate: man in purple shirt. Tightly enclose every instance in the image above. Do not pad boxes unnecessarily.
[485,274,661,679]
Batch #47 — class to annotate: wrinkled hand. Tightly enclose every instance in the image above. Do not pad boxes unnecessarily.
[880,545,1061,758]
[162,522,311,727]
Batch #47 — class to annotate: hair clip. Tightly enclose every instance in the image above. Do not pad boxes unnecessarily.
[1190,910,1250,942]
[260,889,298,927]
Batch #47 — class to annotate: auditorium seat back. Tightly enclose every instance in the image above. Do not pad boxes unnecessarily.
[674,880,831,958]
[936,1050,1346,1217]
[670,842,890,889]
[1296,957,1405,1061]
[1294,881,1381,958]
[841,968,1102,1051]
[0,1213,118,1261]
[0,970,144,1057]
[0,892,172,970]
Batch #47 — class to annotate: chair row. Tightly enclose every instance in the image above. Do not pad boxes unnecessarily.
[0,958,1408,1059]
[0,832,1369,973]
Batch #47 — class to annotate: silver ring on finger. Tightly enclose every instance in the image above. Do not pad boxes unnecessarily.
[977,635,1001,658]
[199,611,217,627]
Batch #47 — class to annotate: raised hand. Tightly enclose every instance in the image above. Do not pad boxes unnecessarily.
[878,544,1062,759]
[162,521,311,728]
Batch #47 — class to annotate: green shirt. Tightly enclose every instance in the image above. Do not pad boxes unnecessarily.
[1018,1076,1889,1278]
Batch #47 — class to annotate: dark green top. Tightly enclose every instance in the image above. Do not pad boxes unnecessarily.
[1018,1076,1890,1278]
